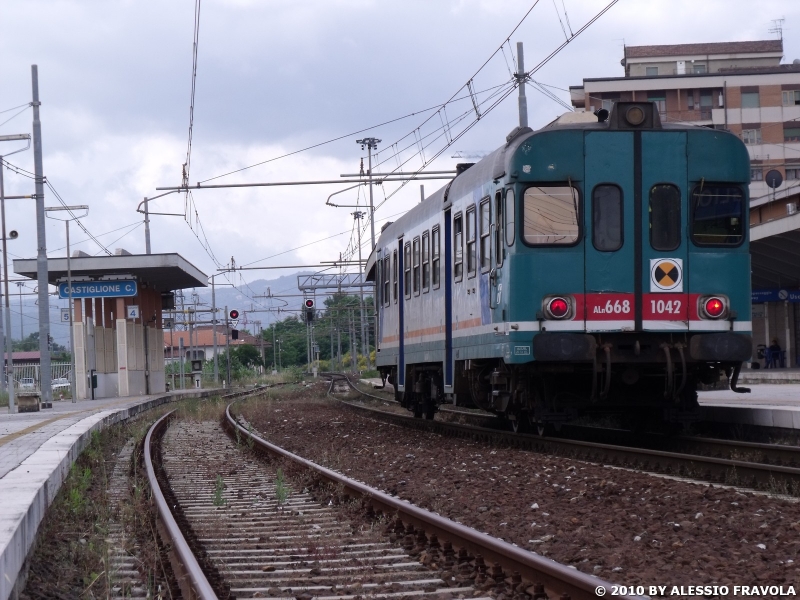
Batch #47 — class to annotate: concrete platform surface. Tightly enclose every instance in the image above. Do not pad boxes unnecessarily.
[0,388,219,600]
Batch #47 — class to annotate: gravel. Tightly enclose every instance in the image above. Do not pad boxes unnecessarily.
[240,386,800,596]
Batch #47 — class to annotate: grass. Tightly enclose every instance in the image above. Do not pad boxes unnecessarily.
[213,474,226,506]
[275,468,288,504]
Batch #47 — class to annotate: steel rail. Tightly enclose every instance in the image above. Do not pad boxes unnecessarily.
[144,410,219,600]
[340,375,800,486]
[225,398,642,600]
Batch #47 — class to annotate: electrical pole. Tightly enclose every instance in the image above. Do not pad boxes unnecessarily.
[353,211,370,369]
[356,137,380,250]
[224,305,231,388]
[272,322,277,374]
[0,158,12,406]
[143,197,151,254]
[516,42,528,128]
[211,275,218,384]
[32,65,53,405]
[16,283,24,340]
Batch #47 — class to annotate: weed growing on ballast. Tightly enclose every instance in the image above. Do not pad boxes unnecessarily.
[213,474,226,506]
[275,469,288,505]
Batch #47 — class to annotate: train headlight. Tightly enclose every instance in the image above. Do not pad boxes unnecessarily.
[546,296,571,319]
[625,106,645,126]
[701,296,727,319]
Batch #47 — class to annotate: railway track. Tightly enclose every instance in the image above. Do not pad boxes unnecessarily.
[143,385,639,600]
[334,374,800,495]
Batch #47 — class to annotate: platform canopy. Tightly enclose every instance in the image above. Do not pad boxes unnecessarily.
[13,253,207,291]
[750,215,800,289]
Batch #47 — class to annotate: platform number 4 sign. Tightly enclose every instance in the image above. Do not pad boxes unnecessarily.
[127,305,140,320]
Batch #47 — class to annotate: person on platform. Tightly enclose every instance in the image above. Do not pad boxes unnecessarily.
[768,338,782,368]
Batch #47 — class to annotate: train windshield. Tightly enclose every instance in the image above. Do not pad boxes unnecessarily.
[522,185,580,245]
[691,184,745,246]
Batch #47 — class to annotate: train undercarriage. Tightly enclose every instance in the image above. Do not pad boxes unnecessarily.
[381,331,752,433]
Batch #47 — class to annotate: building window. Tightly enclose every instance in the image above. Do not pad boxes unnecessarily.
[787,167,800,181]
[742,129,762,144]
[494,191,504,267]
[392,250,398,303]
[454,213,463,282]
[741,92,760,109]
[649,184,681,251]
[750,168,764,181]
[645,66,658,76]
[422,231,430,292]
[693,64,706,74]
[691,185,744,247]
[699,90,713,119]
[523,185,580,245]
[592,184,623,252]
[782,90,800,106]
[404,243,411,300]
[466,206,477,277]
[687,92,694,109]
[412,237,421,295]
[431,226,440,289]
[479,199,491,272]
[383,255,390,307]
[785,127,800,142]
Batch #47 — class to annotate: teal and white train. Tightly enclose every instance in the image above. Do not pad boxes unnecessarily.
[366,102,752,430]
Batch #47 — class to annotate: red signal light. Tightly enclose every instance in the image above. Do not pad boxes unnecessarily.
[704,297,725,318]
[548,297,570,319]
[304,299,315,309]
[229,309,240,320]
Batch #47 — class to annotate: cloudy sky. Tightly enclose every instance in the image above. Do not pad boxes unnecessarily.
[1,0,799,337]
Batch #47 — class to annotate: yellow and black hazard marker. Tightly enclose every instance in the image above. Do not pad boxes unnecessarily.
[650,258,683,292]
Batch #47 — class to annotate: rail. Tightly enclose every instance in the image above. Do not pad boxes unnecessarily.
[225,394,642,600]
[144,410,218,600]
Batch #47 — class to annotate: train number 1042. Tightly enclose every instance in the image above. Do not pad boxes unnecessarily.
[650,299,682,314]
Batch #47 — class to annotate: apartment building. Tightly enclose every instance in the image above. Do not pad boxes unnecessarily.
[570,40,800,366]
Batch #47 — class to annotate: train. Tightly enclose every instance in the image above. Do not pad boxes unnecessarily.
[365,101,752,431]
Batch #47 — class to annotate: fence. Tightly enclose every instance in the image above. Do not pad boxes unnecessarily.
[5,362,72,391]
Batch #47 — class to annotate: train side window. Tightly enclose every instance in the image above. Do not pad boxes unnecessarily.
[592,184,623,252]
[412,237,421,296]
[466,206,477,277]
[454,213,464,282]
[432,226,441,289]
[479,198,491,272]
[422,231,430,292]
[649,184,681,251]
[404,243,411,299]
[691,184,745,246]
[523,185,580,245]
[494,191,504,267]
[392,250,398,303]
[383,255,390,307]
[505,189,515,246]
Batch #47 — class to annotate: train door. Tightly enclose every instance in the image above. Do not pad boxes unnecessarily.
[490,188,507,332]
[583,132,635,330]
[398,236,405,389]
[640,131,688,331]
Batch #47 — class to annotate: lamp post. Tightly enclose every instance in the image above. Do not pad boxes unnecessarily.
[15,282,24,341]
[44,205,89,404]
[0,132,31,413]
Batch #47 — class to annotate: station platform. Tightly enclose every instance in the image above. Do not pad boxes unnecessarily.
[738,367,800,384]
[0,388,220,600]
[699,384,800,429]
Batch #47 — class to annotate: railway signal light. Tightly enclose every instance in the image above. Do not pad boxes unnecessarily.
[231,329,239,340]
[229,309,240,320]
[304,298,315,323]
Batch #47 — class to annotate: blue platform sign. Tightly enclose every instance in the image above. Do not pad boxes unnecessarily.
[58,280,137,299]
[752,288,800,304]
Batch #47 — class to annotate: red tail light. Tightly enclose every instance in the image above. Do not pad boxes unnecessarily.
[547,297,570,319]
[704,297,725,318]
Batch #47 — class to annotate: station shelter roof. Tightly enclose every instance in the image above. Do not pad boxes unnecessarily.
[13,253,207,291]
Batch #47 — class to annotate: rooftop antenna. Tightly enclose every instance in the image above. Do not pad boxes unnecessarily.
[769,17,785,42]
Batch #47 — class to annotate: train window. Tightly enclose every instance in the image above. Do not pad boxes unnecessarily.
[422,231,430,292]
[404,243,411,299]
[466,206,477,277]
[413,237,421,295]
[480,198,491,272]
[522,185,580,245]
[454,213,464,282]
[383,255,390,307]
[649,184,681,251]
[391,251,397,303]
[494,191,504,267]
[691,184,745,246]
[592,185,623,252]
[432,226,441,289]
[505,189,515,246]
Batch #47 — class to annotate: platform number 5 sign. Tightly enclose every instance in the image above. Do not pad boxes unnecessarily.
[127,305,140,320]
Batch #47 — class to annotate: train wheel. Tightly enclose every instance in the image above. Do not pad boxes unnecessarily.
[413,405,423,419]
[424,405,436,420]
